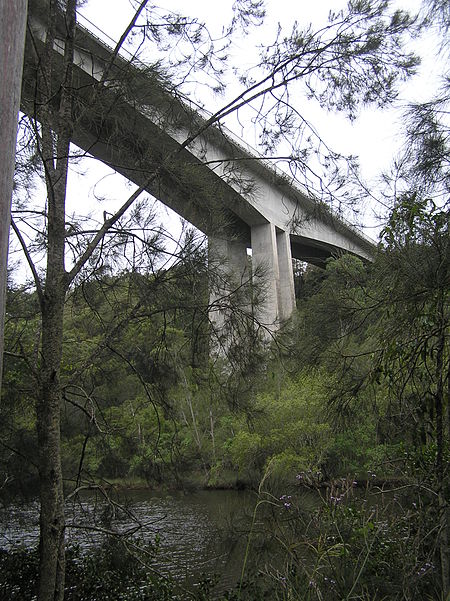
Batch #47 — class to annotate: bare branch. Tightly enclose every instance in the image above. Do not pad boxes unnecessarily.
[10,217,44,306]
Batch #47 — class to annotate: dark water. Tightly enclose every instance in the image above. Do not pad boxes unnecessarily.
[1,486,402,595]
[0,489,256,591]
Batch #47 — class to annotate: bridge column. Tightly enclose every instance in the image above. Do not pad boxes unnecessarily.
[208,237,249,333]
[227,239,249,284]
[251,223,280,330]
[276,230,296,321]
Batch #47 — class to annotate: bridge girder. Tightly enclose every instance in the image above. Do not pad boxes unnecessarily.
[21,0,376,327]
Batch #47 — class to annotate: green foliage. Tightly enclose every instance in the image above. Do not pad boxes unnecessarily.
[223,368,375,484]
[0,286,40,493]
[1,191,448,598]
[231,478,442,601]
[227,431,264,476]
[3,224,446,495]
[0,547,39,600]
[0,539,207,600]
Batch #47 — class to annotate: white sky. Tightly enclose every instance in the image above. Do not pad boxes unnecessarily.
[70,0,444,231]
[13,0,446,281]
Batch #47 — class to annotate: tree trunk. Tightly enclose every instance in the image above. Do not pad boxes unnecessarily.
[36,1,77,598]
[210,407,216,463]
[435,289,449,599]
[0,0,28,391]
[37,119,69,599]
[37,293,66,601]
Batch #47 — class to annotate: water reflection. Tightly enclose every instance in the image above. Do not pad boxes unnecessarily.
[0,489,253,590]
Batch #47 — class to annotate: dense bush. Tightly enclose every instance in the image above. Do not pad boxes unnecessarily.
[0,539,201,601]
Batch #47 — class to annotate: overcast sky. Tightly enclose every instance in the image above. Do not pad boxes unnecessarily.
[68,0,444,232]
[23,0,443,267]
[77,0,442,171]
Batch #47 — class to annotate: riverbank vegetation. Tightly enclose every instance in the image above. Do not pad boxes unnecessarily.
[2,197,448,599]
[1,0,449,599]
[3,213,446,496]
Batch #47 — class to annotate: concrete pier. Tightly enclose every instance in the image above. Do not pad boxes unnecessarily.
[208,237,250,335]
[276,230,296,322]
[251,223,280,330]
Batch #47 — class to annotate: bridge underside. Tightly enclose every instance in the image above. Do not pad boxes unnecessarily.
[21,1,376,331]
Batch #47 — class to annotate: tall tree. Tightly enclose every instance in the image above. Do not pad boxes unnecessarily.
[0,0,28,391]
[33,2,77,597]
[377,197,449,597]
[8,0,423,598]
[376,3,449,584]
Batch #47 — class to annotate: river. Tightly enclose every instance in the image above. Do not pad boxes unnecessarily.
[1,485,415,598]
[0,488,259,593]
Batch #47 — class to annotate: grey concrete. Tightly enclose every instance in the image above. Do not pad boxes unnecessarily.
[209,237,250,334]
[276,230,296,322]
[251,223,280,330]
[20,0,377,332]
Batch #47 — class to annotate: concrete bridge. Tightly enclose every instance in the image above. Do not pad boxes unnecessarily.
[21,0,375,330]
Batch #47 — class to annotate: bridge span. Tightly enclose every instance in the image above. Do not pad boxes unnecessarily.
[21,0,375,329]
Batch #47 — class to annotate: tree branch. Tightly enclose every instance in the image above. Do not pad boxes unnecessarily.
[98,0,150,88]
[10,217,44,306]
